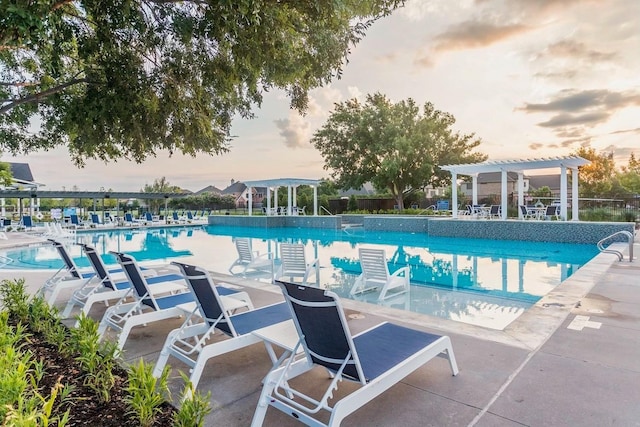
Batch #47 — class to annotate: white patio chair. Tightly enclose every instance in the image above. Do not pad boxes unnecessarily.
[274,243,319,285]
[228,238,274,278]
[349,247,410,301]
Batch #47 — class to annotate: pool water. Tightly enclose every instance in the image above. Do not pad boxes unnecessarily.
[1,225,599,330]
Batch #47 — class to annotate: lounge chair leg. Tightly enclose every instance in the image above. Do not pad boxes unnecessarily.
[152,334,175,378]
[61,300,75,318]
[251,370,279,427]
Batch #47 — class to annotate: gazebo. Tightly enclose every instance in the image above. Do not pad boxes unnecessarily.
[440,156,590,220]
[243,178,320,216]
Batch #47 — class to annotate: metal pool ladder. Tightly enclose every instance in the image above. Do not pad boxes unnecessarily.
[597,231,634,261]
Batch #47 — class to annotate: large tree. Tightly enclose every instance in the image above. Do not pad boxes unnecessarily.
[311,93,486,208]
[575,147,617,197]
[618,152,640,196]
[0,0,403,165]
[141,176,181,213]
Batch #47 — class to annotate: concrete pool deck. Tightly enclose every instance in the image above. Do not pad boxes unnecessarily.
[1,231,639,426]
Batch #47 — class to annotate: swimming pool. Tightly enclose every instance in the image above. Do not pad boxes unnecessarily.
[1,225,599,330]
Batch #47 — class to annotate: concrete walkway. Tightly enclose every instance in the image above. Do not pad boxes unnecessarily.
[1,232,638,426]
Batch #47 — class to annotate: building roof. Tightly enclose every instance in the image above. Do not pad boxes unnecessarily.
[221,181,247,195]
[8,163,34,182]
[476,172,520,183]
[528,174,561,190]
[195,185,222,195]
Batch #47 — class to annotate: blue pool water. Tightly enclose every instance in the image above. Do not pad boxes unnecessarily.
[1,225,599,329]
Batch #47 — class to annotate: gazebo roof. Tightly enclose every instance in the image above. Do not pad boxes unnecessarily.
[440,156,590,176]
[242,178,320,187]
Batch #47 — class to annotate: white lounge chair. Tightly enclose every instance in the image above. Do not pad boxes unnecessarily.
[38,239,120,305]
[251,282,459,426]
[349,247,410,301]
[97,252,253,351]
[228,238,274,278]
[274,243,319,285]
[152,262,293,391]
[62,243,187,322]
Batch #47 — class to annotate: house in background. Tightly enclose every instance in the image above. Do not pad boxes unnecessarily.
[221,179,267,208]
[1,163,44,218]
[459,172,562,202]
[460,172,530,199]
[527,174,561,193]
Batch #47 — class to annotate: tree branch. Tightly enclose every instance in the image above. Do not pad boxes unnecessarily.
[0,78,89,115]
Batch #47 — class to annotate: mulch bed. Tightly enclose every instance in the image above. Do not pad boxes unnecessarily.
[19,330,176,426]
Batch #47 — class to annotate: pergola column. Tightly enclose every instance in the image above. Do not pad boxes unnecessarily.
[266,187,272,215]
[471,174,478,205]
[501,170,508,220]
[313,185,318,216]
[248,186,253,216]
[287,186,292,215]
[517,172,525,219]
[274,187,278,214]
[571,167,579,221]
[560,165,568,220]
[451,172,458,219]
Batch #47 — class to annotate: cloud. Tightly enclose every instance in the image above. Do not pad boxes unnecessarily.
[521,89,640,113]
[520,89,640,134]
[529,143,544,150]
[375,52,399,64]
[533,70,578,80]
[433,21,531,52]
[543,40,616,62]
[537,112,610,128]
[559,137,591,148]
[610,127,640,135]
[413,51,435,68]
[274,112,311,149]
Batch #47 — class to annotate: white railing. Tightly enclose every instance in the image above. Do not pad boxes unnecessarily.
[597,231,634,262]
[319,206,334,216]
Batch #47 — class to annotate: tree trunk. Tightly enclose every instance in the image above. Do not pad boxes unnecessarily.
[394,194,404,210]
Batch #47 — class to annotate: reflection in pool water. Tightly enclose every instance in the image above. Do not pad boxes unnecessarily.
[1,225,598,330]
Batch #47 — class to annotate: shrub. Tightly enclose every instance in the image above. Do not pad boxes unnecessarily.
[125,359,171,427]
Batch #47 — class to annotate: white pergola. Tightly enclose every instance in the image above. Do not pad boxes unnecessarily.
[440,156,590,221]
[243,178,320,216]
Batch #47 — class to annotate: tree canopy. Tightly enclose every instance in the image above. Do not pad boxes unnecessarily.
[575,147,640,198]
[0,0,403,165]
[311,93,486,207]
[0,160,12,186]
[141,176,182,213]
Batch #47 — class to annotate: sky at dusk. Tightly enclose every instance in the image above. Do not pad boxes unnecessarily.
[7,0,640,192]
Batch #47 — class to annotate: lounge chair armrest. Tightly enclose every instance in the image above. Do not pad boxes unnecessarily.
[390,266,410,277]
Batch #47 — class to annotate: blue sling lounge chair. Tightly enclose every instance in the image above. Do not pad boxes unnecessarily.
[251,281,459,427]
[98,252,252,351]
[39,239,123,305]
[62,244,187,322]
[152,262,292,391]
